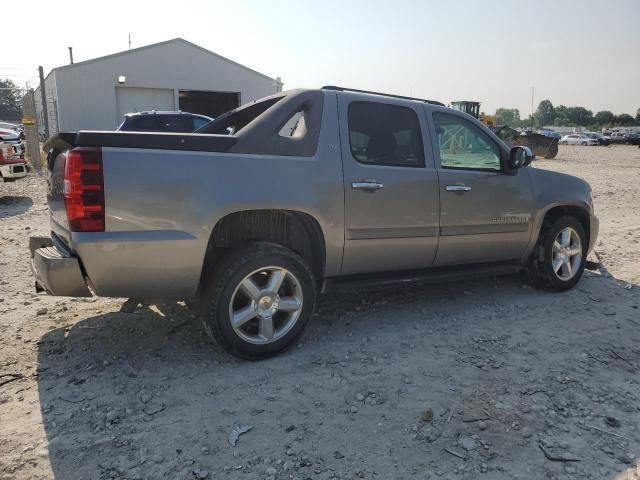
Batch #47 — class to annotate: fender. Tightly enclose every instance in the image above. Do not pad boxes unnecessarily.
[521,167,594,262]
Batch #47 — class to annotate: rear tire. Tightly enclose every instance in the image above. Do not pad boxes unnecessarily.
[526,215,587,292]
[581,141,587,146]
[199,243,317,360]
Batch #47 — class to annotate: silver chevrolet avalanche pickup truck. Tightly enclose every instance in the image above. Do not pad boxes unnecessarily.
[31,86,598,359]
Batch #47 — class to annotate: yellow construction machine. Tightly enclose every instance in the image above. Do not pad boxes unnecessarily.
[450,100,558,159]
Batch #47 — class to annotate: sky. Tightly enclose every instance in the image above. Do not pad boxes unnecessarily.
[3,0,639,116]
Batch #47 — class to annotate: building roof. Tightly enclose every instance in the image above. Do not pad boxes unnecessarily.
[46,37,278,83]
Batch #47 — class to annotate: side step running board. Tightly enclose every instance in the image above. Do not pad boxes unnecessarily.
[322,262,522,294]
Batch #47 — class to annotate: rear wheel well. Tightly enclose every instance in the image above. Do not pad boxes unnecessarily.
[199,210,325,290]
[541,205,590,245]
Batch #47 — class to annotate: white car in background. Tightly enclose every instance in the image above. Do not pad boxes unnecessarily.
[559,133,599,146]
[0,128,25,157]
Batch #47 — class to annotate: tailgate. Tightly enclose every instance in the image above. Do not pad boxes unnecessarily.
[43,130,238,246]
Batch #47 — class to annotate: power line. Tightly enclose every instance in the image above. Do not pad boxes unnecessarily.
[0,74,40,78]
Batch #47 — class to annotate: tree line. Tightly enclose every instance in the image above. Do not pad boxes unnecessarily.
[495,100,640,129]
[0,79,23,122]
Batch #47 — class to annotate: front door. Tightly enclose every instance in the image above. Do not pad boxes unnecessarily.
[429,111,534,266]
[338,95,440,275]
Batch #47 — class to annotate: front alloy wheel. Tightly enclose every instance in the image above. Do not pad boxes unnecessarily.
[551,227,582,281]
[526,215,587,292]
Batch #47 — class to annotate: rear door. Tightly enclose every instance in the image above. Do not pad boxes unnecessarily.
[338,94,440,275]
[429,110,534,266]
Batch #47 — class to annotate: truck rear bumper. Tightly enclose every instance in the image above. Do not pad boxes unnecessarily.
[30,236,92,297]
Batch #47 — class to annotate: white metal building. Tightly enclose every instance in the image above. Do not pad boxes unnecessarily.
[35,38,283,136]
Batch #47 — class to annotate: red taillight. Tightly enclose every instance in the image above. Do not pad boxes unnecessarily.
[63,147,104,232]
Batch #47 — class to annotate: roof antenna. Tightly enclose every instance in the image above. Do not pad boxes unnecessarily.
[128,33,132,50]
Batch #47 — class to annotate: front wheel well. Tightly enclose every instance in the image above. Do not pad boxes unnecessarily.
[541,205,590,245]
[199,210,326,291]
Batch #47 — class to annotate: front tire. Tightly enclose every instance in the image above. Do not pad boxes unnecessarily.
[200,243,317,360]
[526,215,587,292]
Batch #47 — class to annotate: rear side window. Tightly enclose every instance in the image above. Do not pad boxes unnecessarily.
[123,115,155,131]
[153,116,193,132]
[348,101,424,167]
[278,111,307,138]
[122,115,194,132]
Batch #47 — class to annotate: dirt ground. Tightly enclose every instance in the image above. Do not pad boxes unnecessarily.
[1,144,639,480]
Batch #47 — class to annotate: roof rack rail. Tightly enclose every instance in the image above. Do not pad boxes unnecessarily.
[321,86,444,106]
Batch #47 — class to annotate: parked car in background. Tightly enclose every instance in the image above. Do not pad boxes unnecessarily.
[32,87,598,359]
[0,142,28,181]
[559,134,599,146]
[584,132,610,146]
[0,122,25,140]
[606,132,628,144]
[536,130,562,139]
[624,132,640,146]
[117,111,213,133]
[0,129,25,157]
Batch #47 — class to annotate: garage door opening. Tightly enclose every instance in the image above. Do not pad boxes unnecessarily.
[178,90,240,118]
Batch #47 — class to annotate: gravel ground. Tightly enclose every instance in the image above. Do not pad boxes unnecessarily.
[1,145,639,480]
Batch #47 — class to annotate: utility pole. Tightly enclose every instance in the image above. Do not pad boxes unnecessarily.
[22,89,42,170]
[531,86,535,128]
[68,47,74,64]
[38,66,50,138]
[128,33,132,50]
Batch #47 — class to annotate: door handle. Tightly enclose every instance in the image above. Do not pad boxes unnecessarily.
[445,185,472,192]
[352,181,384,191]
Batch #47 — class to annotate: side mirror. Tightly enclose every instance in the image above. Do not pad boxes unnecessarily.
[508,146,533,169]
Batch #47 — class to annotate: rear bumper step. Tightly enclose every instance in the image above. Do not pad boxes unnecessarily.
[30,236,92,297]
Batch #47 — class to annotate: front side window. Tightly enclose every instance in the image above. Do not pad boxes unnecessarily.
[348,101,424,167]
[433,113,501,171]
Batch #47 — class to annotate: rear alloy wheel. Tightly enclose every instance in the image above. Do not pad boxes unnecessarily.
[200,243,316,360]
[581,141,587,146]
[228,266,304,345]
[526,215,587,291]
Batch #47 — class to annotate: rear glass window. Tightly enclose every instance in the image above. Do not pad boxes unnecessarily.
[196,96,283,135]
[347,101,424,167]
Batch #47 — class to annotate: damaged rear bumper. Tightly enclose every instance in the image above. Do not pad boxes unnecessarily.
[29,236,92,297]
